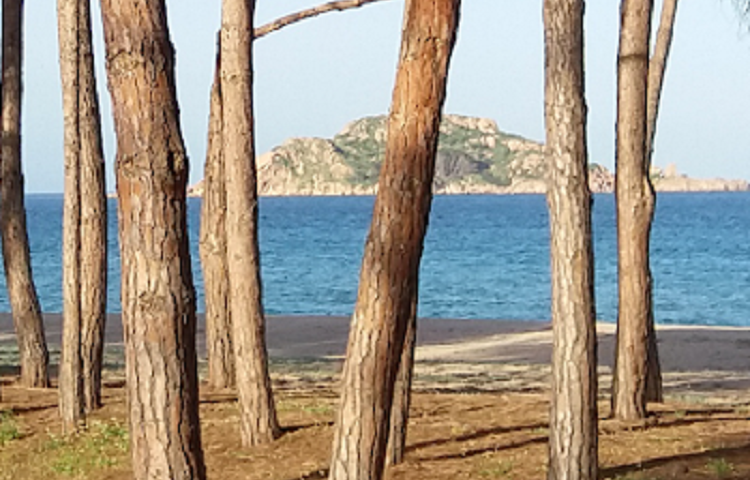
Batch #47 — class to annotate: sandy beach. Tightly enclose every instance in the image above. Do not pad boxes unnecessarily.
[2,312,748,403]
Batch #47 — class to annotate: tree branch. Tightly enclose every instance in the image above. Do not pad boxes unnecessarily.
[254,0,394,39]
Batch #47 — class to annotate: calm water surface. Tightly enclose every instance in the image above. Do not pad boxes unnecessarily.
[15,192,750,326]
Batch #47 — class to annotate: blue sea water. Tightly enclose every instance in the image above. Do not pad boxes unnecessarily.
[12,192,750,326]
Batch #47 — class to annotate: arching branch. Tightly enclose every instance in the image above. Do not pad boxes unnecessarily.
[254,0,394,39]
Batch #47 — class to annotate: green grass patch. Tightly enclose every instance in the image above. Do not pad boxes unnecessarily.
[0,410,21,446]
[43,420,129,477]
[706,457,734,478]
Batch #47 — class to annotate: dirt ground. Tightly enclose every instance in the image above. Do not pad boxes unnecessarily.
[1,370,750,480]
[2,315,750,479]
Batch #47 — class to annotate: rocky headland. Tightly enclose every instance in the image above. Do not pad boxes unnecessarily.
[187,115,748,196]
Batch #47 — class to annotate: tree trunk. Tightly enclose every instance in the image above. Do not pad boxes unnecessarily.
[99,1,206,478]
[199,42,235,391]
[220,0,280,446]
[1,0,50,389]
[58,0,84,433]
[543,0,598,479]
[643,0,678,404]
[386,298,417,466]
[58,0,107,433]
[612,0,654,422]
[328,1,459,479]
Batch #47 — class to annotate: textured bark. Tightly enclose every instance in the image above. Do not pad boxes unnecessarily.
[58,0,107,433]
[386,299,416,466]
[612,0,654,422]
[99,1,206,478]
[328,1,460,479]
[543,0,598,479]
[643,0,678,404]
[221,0,280,446]
[254,0,392,39]
[1,0,50,389]
[199,44,235,391]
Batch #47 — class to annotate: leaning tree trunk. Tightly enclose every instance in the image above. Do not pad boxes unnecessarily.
[99,1,206,478]
[58,0,107,433]
[1,0,49,389]
[328,1,460,479]
[612,0,654,422]
[544,0,598,479]
[199,42,235,391]
[221,0,280,446]
[643,0,678,403]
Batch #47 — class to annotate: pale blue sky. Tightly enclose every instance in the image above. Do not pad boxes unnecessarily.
[22,0,750,193]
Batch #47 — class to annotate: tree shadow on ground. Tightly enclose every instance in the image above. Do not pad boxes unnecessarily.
[600,442,750,479]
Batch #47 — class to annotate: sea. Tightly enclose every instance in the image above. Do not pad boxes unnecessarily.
[12,192,750,327]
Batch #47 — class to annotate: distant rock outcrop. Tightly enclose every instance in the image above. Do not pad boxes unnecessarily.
[186,115,748,197]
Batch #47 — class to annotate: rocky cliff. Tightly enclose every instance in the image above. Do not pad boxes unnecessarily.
[187,115,747,196]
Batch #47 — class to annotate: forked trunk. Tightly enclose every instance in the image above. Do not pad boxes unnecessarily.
[612,0,654,421]
[1,0,49,389]
[99,1,206,478]
[200,43,235,391]
[643,0,679,404]
[220,0,280,445]
[58,0,107,433]
[328,1,460,479]
[543,0,598,478]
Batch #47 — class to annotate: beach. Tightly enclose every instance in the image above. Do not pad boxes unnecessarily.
[2,313,749,403]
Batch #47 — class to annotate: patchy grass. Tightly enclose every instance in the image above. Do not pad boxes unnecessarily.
[0,409,20,446]
[44,420,129,477]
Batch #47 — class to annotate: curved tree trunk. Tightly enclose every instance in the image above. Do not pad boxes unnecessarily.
[58,0,107,433]
[643,0,678,404]
[328,1,460,479]
[386,297,417,466]
[1,0,49,389]
[199,43,235,391]
[221,0,280,446]
[99,1,206,478]
[612,0,654,421]
[543,0,598,478]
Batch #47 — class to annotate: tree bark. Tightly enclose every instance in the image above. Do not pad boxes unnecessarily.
[221,0,280,446]
[199,42,235,391]
[385,298,416,466]
[643,0,678,404]
[543,0,598,479]
[328,1,459,479]
[58,0,107,433]
[99,1,206,478]
[1,0,50,389]
[612,0,654,422]
[59,0,84,433]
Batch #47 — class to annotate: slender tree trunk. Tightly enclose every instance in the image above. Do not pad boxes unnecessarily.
[543,0,598,478]
[643,0,678,404]
[200,42,235,391]
[1,0,50,389]
[58,0,84,433]
[58,0,107,433]
[386,298,417,466]
[99,1,206,478]
[328,2,460,479]
[612,0,654,422]
[221,0,280,446]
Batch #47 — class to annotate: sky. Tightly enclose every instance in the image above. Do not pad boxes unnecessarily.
[21,0,750,193]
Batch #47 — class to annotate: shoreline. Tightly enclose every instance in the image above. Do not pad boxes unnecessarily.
[1,313,749,401]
